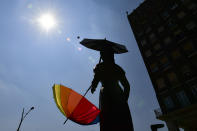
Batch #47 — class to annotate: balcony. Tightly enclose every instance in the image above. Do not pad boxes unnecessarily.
[154,104,197,129]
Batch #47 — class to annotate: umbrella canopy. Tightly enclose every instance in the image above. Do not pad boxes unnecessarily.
[80,38,128,54]
[53,84,100,125]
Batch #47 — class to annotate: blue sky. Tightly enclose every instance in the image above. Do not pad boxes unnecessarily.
[0,0,167,131]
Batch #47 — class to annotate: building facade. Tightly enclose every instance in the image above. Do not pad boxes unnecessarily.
[127,0,197,130]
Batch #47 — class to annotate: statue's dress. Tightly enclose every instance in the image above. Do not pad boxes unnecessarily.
[92,62,134,131]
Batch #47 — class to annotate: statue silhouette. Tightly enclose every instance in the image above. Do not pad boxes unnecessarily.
[91,50,134,131]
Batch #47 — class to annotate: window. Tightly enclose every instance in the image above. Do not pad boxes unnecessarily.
[141,39,147,46]
[158,26,164,33]
[153,44,161,51]
[163,96,175,110]
[191,57,197,69]
[162,11,170,19]
[156,78,166,89]
[186,21,196,30]
[171,49,181,59]
[193,9,197,15]
[150,62,159,72]
[170,3,178,10]
[145,27,152,33]
[182,42,196,56]
[187,3,197,10]
[153,17,160,26]
[149,33,157,43]
[174,29,182,36]
[176,91,190,107]
[160,56,170,68]
[180,65,192,80]
[137,31,144,37]
[149,33,155,39]
[177,11,186,19]
[174,29,185,41]
[167,19,177,28]
[191,84,197,98]
[167,72,179,84]
[164,37,171,45]
[140,19,146,25]
[145,50,152,57]
[180,0,190,3]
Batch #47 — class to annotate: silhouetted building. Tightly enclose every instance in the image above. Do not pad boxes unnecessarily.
[127,0,197,130]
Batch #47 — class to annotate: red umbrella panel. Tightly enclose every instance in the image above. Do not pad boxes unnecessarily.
[53,84,100,125]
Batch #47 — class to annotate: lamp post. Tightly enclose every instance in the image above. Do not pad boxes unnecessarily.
[17,107,34,131]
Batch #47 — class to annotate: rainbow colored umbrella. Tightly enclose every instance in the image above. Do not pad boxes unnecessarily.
[53,84,100,125]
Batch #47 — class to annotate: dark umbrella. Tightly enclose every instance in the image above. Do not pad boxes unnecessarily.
[80,38,128,54]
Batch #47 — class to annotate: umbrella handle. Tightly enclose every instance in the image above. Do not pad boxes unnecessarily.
[83,86,92,97]
[63,118,69,125]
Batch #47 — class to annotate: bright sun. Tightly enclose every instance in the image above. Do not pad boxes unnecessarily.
[37,13,56,31]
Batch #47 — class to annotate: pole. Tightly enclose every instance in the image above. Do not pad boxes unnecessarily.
[17,108,24,131]
[16,107,34,131]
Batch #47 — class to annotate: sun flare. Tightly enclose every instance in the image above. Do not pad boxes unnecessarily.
[37,13,56,31]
